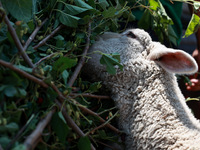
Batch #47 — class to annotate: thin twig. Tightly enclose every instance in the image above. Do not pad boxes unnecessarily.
[70,93,110,99]
[88,111,119,135]
[0,60,48,88]
[55,100,84,136]
[67,22,91,87]
[55,99,96,150]
[0,2,34,68]
[79,104,121,135]
[24,108,56,150]
[95,140,117,150]
[34,53,56,67]
[23,18,48,51]
[33,25,64,50]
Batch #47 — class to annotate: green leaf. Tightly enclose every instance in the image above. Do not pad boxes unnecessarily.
[46,87,58,101]
[12,144,26,150]
[62,70,69,85]
[168,25,178,46]
[52,57,77,75]
[0,85,6,92]
[5,122,19,133]
[0,137,11,149]
[1,0,32,22]
[184,14,200,38]
[0,25,8,43]
[149,0,159,11]
[59,11,80,28]
[138,9,151,30]
[98,0,109,10]
[51,112,69,144]
[18,88,27,97]
[102,7,117,18]
[64,3,89,15]
[111,53,121,62]
[78,136,91,150]
[74,0,94,10]
[54,35,65,48]
[88,82,102,93]
[98,130,107,138]
[58,111,66,124]
[4,86,17,97]
[14,65,32,73]
[100,54,123,75]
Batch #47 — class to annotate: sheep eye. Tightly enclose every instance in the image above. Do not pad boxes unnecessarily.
[126,32,136,39]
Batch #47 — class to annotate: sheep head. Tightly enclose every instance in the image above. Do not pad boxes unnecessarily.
[86,29,198,78]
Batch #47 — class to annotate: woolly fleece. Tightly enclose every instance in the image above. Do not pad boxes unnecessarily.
[84,29,200,149]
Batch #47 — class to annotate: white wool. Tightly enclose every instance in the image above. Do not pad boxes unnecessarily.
[83,29,200,149]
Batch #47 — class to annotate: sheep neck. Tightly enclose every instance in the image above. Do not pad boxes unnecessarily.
[103,61,200,149]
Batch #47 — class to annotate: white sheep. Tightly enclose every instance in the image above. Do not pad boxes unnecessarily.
[84,29,200,149]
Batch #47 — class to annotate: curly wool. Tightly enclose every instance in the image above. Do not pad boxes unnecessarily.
[84,29,200,149]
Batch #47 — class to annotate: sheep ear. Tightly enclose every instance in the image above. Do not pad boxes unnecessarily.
[148,48,198,74]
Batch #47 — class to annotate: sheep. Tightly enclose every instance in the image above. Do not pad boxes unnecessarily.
[83,28,200,149]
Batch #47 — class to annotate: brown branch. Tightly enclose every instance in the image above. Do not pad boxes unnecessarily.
[88,111,119,135]
[33,25,64,50]
[67,22,91,87]
[0,60,48,88]
[55,99,96,150]
[23,18,48,51]
[55,100,84,136]
[34,53,56,67]
[70,93,110,99]
[95,140,118,150]
[24,108,56,150]
[79,104,121,135]
[0,60,96,148]
[0,2,34,68]
[51,83,120,135]
[0,59,120,135]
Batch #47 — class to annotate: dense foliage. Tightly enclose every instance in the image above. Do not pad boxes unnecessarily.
[0,0,199,150]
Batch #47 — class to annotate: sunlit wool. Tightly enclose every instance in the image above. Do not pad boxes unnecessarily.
[84,29,200,149]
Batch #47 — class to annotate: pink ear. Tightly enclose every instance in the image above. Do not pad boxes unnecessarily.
[148,43,198,74]
[155,51,198,74]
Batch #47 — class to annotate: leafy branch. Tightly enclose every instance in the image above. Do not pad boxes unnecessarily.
[0,2,34,68]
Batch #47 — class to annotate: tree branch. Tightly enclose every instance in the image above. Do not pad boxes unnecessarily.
[33,25,64,50]
[78,104,121,135]
[24,108,56,150]
[33,53,56,68]
[0,60,48,88]
[67,22,91,87]
[0,2,34,68]
[0,59,120,135]
[70,93,110,99]
[23,18,48,51]
[88,111,119,135]
[55,99,96,150]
